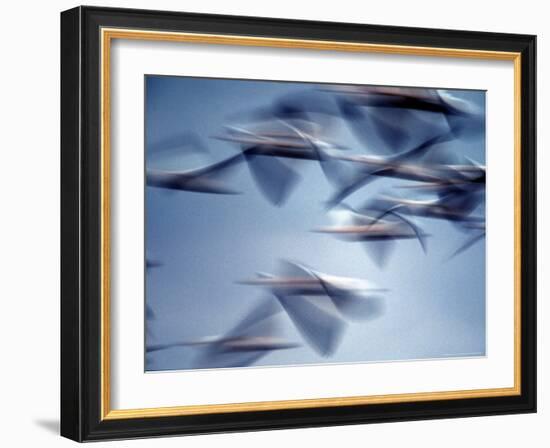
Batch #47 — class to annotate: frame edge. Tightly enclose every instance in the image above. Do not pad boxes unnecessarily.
[519,33,537,414]
[60,5,84,442]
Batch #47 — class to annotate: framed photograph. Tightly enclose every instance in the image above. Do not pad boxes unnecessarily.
[60,6,536,442]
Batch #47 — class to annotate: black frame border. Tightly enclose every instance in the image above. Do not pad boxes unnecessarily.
[61,6,536,442]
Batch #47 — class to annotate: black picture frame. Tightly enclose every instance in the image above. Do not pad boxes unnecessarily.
[61,5,536,442]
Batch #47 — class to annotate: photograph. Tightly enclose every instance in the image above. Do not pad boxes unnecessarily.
[144,76,487,372]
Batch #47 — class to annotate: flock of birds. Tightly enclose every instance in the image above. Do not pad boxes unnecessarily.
[145,84,486,370]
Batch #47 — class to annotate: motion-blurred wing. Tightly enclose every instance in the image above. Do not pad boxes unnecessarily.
[146,152,246,192]
[325,204,366,229]
[245,150,301,206]
[338,94,452,156]
[193,152,247,179]
[362,239,396,268]
[319,153,362,188]
[363,107,413,152]
[338,99,410,154]
[440,190,484,215]
[230,90,338,132]
[390,131,455,163]
[392,213,428,253]
[445,112,485,141]
[193,300,283,369]
[325,168,384,209]
[313,273,386,320]
[276,295,345,357]
[271,90,338,126]
[277,260,318,283]
[226,298,283,340]
[145,303,156,320]
[147,131,208,155]
[324,133,454,208]
[330,295,385,321]
[448,231,485,260]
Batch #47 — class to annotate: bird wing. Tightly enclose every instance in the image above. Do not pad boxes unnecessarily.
[277,259,316,279]
[225,298,283,341]
[147,131,208,155]
[276,294,345,357]
[311,271,385,319]
[192,152,247,178]
[447,231,485,260]
[361,239,397,268]
[324,133,455,208]
[193,299,283,368]
[244,149,301,206]
[338,98,411,154]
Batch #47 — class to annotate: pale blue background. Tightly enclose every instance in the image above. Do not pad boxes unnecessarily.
[144,75,486,372]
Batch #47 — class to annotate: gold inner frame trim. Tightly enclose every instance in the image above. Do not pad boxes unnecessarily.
[100,27,522,421]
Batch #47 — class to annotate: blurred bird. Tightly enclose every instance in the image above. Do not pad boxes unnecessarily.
[314,205,428,267]
[239,260,386,356]
[214,119,347,205]
[146,299,299,369]
[447,221,486,260]
[327,85,484,148]
[330,86,479,116]
[365,190,484,225]
[320,132,459,207]
[229,89,340,132]
[335,149,484,187]
[146,151,249,194]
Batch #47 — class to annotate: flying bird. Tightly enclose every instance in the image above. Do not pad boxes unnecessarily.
[146,299,299,369]
[364,190,485,227]
[214,119,347,205]
[146,151,249,194]
[321,132,458,208]
[447,221,486,260]
[327,85,484,145]
[238,260,386,356]
[314,205,428,267]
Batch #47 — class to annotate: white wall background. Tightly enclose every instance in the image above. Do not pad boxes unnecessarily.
[0,0,546,446]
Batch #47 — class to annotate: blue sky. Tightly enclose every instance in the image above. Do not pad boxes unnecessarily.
[144,75,486,372]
